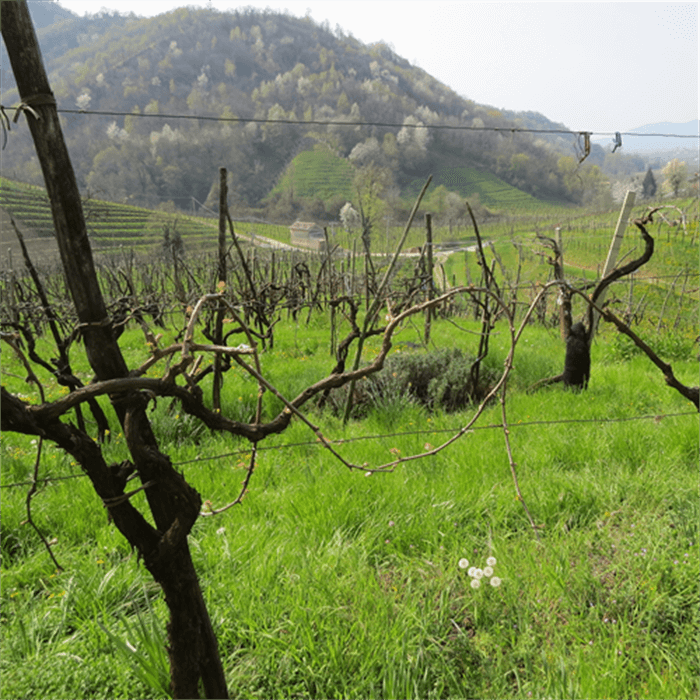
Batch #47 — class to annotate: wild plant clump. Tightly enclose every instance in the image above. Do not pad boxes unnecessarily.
[323,347,498,417]
[381,346,499,411]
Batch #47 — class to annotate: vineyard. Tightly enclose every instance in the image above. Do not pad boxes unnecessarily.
[0,172,698,312]
[402,164,552,211]
[2,160,699,698]
[1,6,699,694]
[0,176,293,265]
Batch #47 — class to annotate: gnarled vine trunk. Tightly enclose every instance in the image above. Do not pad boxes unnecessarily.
[1,3,228,696]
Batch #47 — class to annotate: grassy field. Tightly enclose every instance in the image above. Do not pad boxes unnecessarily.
[1,176,698,698]
[1,311,698,699]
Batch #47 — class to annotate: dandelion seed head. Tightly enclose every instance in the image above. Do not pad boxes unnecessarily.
[483,566,494,577]
[458,558,469,569]
[470,578,481,589]
[490,576,501,587]
[486,556,497,567]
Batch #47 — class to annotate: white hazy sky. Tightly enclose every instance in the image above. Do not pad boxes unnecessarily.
[52,0,698,134]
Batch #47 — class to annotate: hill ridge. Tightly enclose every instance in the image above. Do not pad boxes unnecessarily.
[2,7,609,217]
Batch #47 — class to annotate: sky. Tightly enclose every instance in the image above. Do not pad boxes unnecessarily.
[52,0,699,135]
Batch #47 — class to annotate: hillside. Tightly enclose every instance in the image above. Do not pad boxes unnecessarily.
[0,176,250,265]
[1,7,611,219]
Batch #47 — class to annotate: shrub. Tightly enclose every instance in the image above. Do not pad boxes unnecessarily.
[373,347,497,412]
[319,347,497,418]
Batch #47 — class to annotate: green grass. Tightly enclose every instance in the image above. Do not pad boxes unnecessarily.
[0,178,697,697]
[1,312,698,699]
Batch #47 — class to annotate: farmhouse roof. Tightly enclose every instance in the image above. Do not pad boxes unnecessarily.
[290,221,322,232]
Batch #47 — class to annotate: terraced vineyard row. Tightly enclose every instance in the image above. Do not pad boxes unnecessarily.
[402,165,557,211]
[0,178,292,265]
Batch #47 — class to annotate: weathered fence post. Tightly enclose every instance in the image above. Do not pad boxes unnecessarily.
[591,190,636,339]
[424,213,434,344]
[213,167,228,410]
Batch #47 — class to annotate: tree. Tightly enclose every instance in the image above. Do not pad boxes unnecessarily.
[661,158,688,197]
[444,191,469,233]
[397,115,430,170]
[556,157,612,207]
[425,184,449,216]
[339,201,360,231]
[642,167,657,199]
[348,137,383,167]
[352,163,392,248]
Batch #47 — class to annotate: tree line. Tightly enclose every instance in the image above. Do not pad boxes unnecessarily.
[2,5,617,219]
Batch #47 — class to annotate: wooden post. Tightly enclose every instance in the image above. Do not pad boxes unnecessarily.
[424,213,433,344]
[213,167,227,410]
[217,167,227,283]
[555,225,564,261]
[553,226,571,341]
[323,227,337,358]
[590,190,636,339]
[351,239,357,299]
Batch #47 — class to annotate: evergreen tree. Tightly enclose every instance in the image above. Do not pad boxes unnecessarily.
[642,167,657,198]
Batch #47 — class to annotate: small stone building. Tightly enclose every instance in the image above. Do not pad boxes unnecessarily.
[289,221,326,252]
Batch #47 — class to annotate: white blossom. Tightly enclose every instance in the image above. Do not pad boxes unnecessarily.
[76,93,91,110]
[106,120,128,141]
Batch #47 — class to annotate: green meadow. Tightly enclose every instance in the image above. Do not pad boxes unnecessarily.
[1,312,698,699]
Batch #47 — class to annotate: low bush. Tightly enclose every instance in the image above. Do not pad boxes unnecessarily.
[323,347,499,418]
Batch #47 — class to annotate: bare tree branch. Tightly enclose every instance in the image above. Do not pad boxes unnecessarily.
[585,209,657,340]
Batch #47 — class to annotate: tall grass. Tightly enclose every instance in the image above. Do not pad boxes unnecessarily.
[1,317,697,699]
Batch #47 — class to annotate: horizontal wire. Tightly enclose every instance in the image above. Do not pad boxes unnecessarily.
[1,410,695,489]
[5,104,698,139]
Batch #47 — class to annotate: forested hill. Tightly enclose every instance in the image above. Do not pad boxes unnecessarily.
[1,6,608,218]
